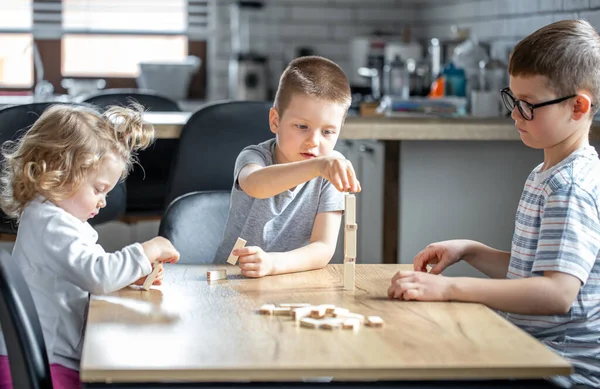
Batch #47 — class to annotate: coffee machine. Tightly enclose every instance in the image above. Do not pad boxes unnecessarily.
[228,1,268,101]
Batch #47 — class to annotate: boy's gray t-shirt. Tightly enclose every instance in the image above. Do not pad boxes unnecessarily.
[214,138,344,263]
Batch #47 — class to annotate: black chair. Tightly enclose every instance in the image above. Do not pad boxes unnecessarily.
[165,100,272,206]
[0,250,53,389]
[0,103,127,234]
[159,191,230,264]
[82,89,181,217]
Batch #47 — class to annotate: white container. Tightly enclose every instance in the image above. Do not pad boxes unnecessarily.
[137,56,201,101]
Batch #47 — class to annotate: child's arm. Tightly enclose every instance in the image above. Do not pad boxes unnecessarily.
[414,239,510,279]
[234,211,342,277]
[45,217,179,294]
[388,270,581,315]
[239,155,360,198]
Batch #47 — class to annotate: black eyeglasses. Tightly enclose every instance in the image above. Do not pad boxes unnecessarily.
[500,87,577,121]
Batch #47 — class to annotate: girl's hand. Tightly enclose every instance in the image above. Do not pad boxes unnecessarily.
[234,246,274,278]
[133,263,164,286]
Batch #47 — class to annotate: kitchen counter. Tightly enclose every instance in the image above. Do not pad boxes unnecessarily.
[341,116,600,140]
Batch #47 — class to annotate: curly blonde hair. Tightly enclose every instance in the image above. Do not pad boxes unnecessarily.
[0,103,155,220]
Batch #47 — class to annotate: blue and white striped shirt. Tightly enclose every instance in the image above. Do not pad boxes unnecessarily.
[506,145,600,388]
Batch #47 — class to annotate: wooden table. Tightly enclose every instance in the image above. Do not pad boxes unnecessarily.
[80,264,570,387]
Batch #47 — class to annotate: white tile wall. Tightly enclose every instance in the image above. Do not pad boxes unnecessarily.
[207,0,416,100]
[415,0,600,61]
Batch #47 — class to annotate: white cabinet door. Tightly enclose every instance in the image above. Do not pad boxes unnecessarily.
[332,140,359,263]
[356,140,384,263]
[331,140,384,264]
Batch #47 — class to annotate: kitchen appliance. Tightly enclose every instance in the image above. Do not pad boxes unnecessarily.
[228,1,268,101]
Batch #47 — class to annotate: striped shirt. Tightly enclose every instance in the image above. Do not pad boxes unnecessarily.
[506,145,600,388]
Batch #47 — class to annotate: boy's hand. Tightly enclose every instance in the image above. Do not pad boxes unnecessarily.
[388,270,453,301]
[234,246,274,278]
[318,156,361,193]
[141,237,180,264]
[132,263,164,286]
[413,240,471,274]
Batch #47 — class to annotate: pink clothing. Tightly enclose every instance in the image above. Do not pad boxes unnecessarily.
[0,355,80,389]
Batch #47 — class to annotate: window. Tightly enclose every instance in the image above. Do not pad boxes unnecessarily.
[61,0,188,77]
[0,0,33,88]
[62,35,188,77]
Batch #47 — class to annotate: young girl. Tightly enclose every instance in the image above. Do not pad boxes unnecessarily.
[0,104,180,389]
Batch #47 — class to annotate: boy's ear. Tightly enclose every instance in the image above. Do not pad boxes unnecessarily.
[572,94,592,120]
[269,107,280,134]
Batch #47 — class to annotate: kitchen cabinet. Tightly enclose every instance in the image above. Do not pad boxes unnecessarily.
[331,139,384,264]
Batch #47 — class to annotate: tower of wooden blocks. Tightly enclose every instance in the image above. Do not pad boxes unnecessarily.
[344,194,356,291]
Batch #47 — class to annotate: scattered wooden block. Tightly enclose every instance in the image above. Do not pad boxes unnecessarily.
[344,261,355,291]
[292,306,313,321]
[342,318,360,330]
[335,312,365,323]
[142,262,161,291]
[206,269,227,282]
[226,237,247,265]
[321,304,336,314]
[299,317,321,329]
[320,318,344,330]
[279,303,311,308]
[344,194,356,225]
[310,306,327,319]
[332,307,350,317]
[259,304,275,315]
[272,307,292,316]
[366,316,384,327]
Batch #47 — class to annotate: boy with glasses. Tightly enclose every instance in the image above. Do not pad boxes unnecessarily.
[388,20,600,388]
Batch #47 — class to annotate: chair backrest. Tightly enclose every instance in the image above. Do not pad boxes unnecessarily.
[165,100,272,205]
[159,191,230,264]
[0,251,53,389]
[0,102,126,232]
[82,89,181,112]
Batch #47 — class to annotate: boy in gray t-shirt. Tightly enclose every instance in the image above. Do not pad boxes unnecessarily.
[214,56,361,277]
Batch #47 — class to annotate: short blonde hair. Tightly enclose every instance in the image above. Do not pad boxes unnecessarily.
[274,56,351,116]
[509,19,600,112]
[0,104,154,219]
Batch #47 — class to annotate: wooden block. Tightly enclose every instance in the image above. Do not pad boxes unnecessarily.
[344,194,356,225]
[340,312,365,323]
[310,306,327,319]
[142,263,161,291]
[366,316,384,327]
[299,317,321,329]
[344,228,357,260]
[206,269,227,282]
[259,304,275,315]
[226,237,247,265]
[342,318,361,330]
[292,306,313,321]
[320,304,336,314]
[320,318,344,330]
[332,307,350,317]
[272,307,292,316]
[344,261,355,291]
[279,303,311,308]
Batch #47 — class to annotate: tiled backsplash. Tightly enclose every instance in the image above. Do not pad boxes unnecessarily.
[209,0,415,100]
[415,0,600,61]
[208,0,600,100]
